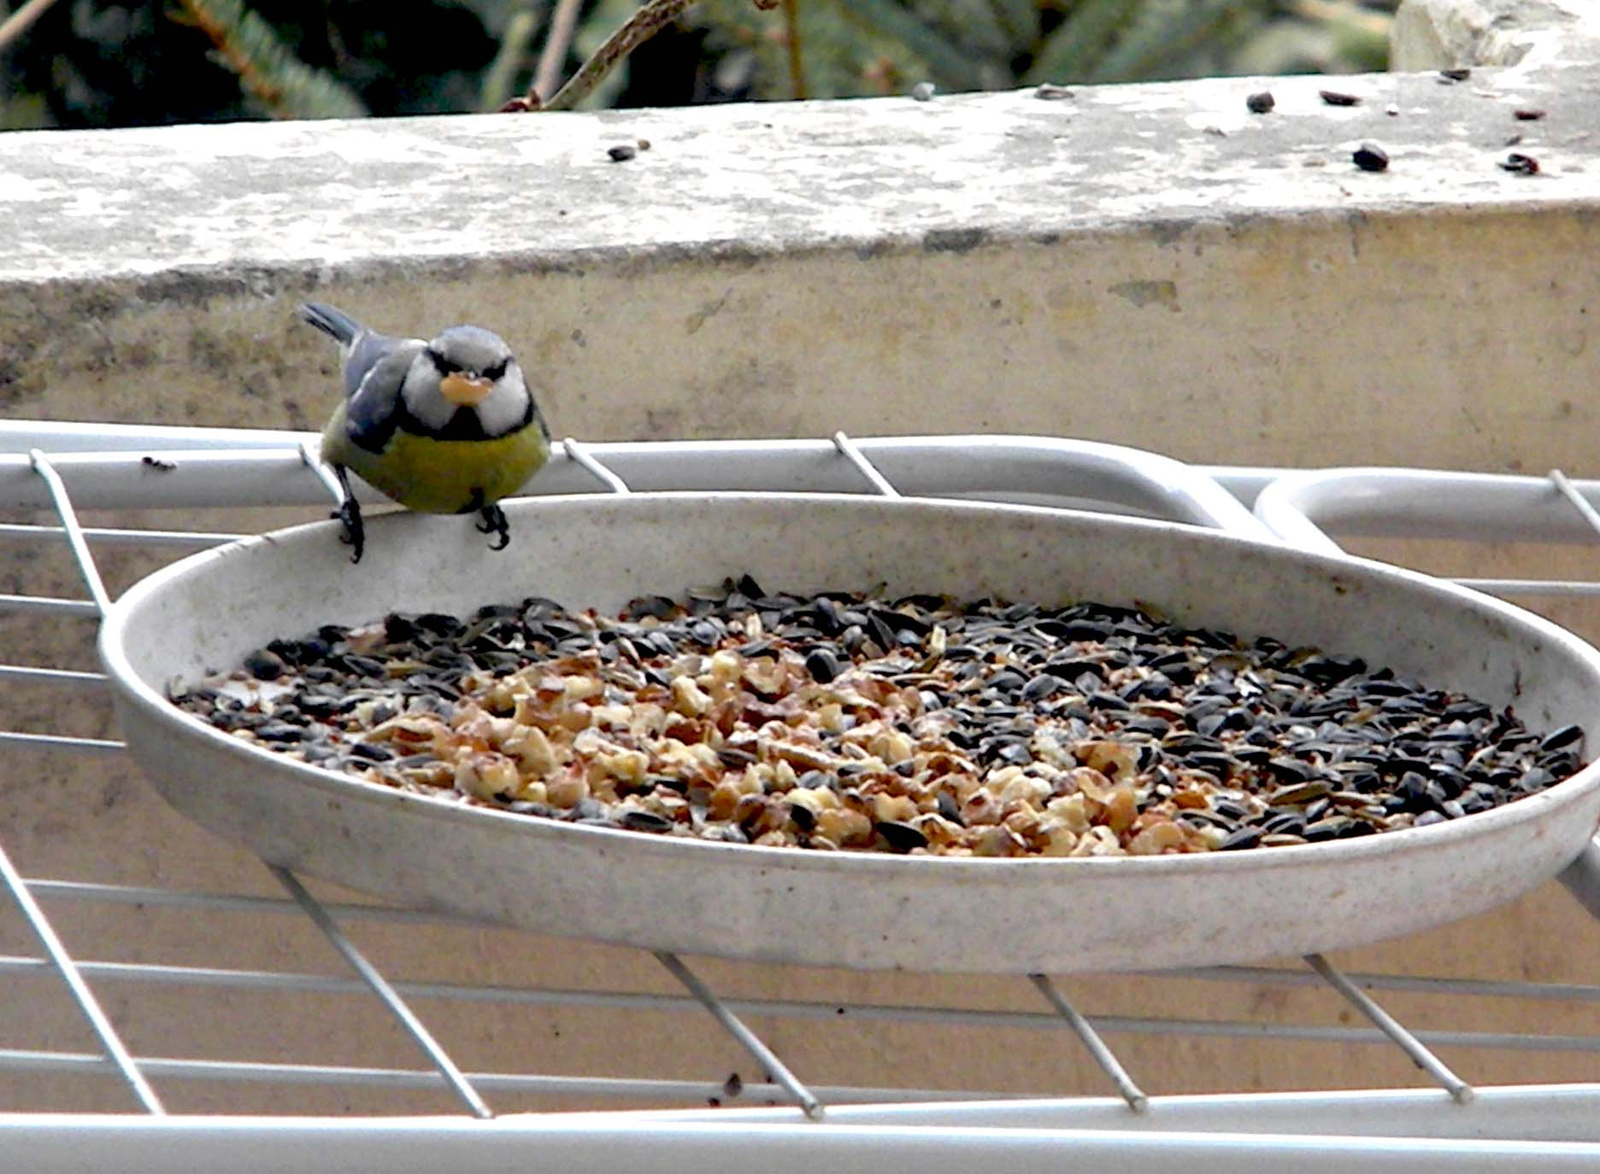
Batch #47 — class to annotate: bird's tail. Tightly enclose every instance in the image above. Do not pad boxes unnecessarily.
[298,302,364,344]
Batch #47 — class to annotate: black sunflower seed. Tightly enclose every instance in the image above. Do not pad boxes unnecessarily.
[876,821,929,852]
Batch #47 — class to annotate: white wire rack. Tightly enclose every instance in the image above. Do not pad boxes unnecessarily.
[2,421,1599,1171]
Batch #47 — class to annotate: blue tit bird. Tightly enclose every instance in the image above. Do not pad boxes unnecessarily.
[299,302,552,563]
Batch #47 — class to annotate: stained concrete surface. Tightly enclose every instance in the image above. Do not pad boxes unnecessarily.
[1,65,1598,473]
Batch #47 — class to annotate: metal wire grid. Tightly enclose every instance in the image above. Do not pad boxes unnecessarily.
[2,422,1600,1169]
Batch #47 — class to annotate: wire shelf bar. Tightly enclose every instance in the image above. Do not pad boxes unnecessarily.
[0,522,239,549]
[0,666,107,687]
[6,929,1600,1011]
[0,1047,970,1105]
[0,841,162,1115]
[0,594,101,617]
[4,1115,1600,1174]
[654,952,821,1120]
[26,450,112,617]
[562,438,632,495]
[0,732,124,755]
[1304,954,1472,1104]
[832,431,901,498]
[296,440,349,507]
[1028,975,1147,1112]
[269,866,494,1119]
[1,422,1598,1164]
[612,1083,1600,1139]
[0,428,1271,537]
[0,947,1595,1055]
[1454,581,1600,598]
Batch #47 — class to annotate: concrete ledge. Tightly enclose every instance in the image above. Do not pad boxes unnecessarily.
[2,63,1598,471]
[1393,0,1600,71]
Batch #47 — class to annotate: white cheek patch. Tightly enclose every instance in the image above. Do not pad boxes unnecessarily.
[399,355,529,438]
[400,372,458,432]
[473,377,531,437]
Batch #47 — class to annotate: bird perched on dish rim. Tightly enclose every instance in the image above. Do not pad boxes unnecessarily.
[299,301,552,563]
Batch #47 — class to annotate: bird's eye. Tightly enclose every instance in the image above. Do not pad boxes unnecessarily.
[484,359,508,381]
[427,349,461,376]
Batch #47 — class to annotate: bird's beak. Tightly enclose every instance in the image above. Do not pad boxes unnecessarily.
[439,372,494,406]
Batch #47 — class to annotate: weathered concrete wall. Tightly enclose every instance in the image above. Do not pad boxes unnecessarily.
[3,65,1599,472]
[4,14,1600,1119]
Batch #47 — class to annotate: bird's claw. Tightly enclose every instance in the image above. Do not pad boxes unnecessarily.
[334,498,365,563]
[328,465,365,563]
[477,503,510,551]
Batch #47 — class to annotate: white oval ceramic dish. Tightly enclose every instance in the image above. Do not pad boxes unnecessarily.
[100,494,1600,973]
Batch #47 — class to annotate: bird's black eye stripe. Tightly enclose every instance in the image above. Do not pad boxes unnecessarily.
[484,359,508,381]
[427,348,461,376]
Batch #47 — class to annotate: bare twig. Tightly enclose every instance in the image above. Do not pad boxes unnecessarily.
[534,0,585,104]
[0,0,62,55]
[544,0,698,112]
[781,0,804,100]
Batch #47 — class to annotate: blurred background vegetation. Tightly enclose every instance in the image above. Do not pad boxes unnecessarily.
[0,0,1397,131]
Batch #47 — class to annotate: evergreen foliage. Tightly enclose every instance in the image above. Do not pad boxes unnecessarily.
[0,1,1396,130]
[174,0,366,119]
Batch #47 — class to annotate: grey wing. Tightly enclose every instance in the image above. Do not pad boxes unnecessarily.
[342,339,424,454]
[340,331,408,398]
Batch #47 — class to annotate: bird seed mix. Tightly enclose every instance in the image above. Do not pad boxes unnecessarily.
[169,577,1587,857]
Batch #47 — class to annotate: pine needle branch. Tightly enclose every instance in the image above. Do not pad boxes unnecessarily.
[1025,0,1142,86]
[1091,0,1265,81]
[175,0,367,120]
[838,0,983,90]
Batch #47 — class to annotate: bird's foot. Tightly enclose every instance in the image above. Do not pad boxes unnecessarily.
[328,465,365,563]
[476,502,510,551]
[333,497,365,563]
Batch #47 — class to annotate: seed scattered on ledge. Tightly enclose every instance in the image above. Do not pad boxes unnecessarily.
[1438,68,1471,82]
[911,82,937,102]
[1352,142,1389,172]
[607,145,638,163]
[1513,109,1546,121]
[1246,91,1275,114]
[1500,152,1540,175]
[1035,84,1074,101]
[175,583,1587,860]
[1319,90,1360,107]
